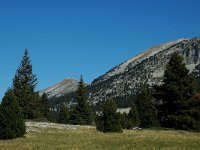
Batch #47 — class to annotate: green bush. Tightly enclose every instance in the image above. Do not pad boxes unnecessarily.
[96,98,122,133]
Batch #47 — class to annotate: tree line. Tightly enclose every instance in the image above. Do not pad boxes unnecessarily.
[0,50,200,140]
[96,53,200,133]
[0,50,48,139]
[0,50,93,139]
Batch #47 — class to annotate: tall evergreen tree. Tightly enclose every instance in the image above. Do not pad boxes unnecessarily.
[70,75,93,125]
[127,103,140,129]
[192,65,200,90]
[120,103,140,129]
[96,98,122,133]
[58,103,69,124]
[41,92,49,118]
[27,92,42,119]
[0,89,25,140]
[119,113,129,129]
[12,49,41,119]
[154,53,200,130]
[135,85,159,128]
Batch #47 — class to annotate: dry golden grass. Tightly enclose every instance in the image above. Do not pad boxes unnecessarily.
[0,128,200,150]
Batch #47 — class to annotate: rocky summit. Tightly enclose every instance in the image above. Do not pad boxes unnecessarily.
[39,78,79,98]
[89,37,200,104]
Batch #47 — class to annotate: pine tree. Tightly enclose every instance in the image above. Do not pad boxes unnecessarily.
[119,113,129,129]
[192,64,200,90]
[96,98,122,133]
[12,49,41,119]
[127,103,140,129]
[0,89,25,140]
[154,53,200,130]
[27,92,42,119]
[135,85,159,128]
[41,92,49,118]
[71,75,93,125]
[47,108,58,123]
[58,103,69,124]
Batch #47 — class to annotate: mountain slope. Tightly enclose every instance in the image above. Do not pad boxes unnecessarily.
[89,37,200,104]
[39,78,79,98]
[41,37,200,108]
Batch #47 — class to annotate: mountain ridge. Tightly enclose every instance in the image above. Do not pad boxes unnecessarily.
[39,78,79,98]
[93,38,188,85]
[41,37,200,107]
[89,37,200,104]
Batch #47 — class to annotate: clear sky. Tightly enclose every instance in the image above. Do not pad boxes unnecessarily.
[0,0,200,100]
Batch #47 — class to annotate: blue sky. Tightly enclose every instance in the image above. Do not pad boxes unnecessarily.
[0,0,200,100]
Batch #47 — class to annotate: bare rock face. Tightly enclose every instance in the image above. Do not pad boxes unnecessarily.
[89,37,200,103]
[39,78,79,98]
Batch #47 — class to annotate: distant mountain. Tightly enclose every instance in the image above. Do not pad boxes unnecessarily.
[89,37,200,104]
[42,37,200,108]
[39,78,79,98]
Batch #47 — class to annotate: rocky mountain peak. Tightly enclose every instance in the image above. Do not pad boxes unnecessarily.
[39,78,79,98]
[93,38,188,85]
[89,37,200,104]
[42,37,200,108]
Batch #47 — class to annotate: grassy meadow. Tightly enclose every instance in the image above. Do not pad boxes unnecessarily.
[0,127,200,150]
